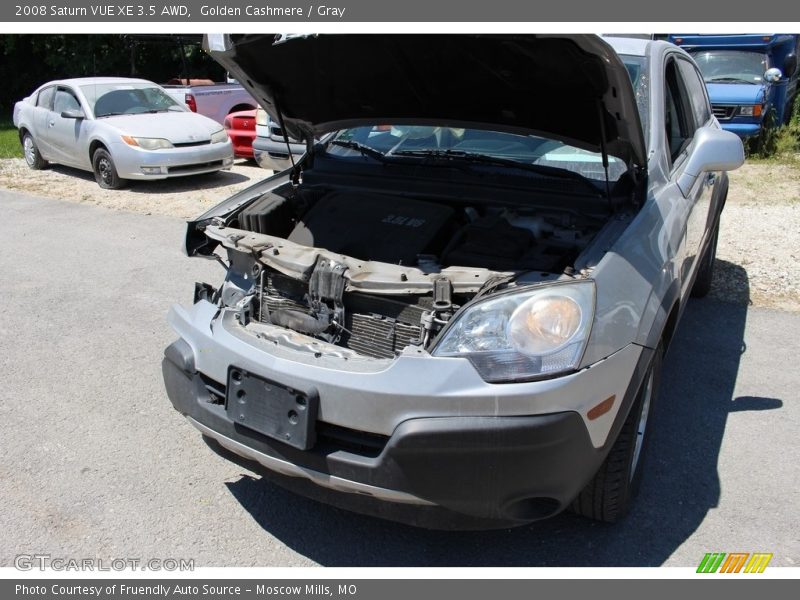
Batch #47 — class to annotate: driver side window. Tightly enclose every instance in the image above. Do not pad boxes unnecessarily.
[664,57,696,169]
[53,88,80,114]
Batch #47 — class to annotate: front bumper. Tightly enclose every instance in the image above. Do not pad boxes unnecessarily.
[226,128,255,158]
[108,140,235,180]
[252,136,305,171]
[163,300,651,524]
[720,122,761,139]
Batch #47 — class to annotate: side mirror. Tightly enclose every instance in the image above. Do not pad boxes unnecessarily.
[677,127,745,197]
[763,68,783,83]
[60,109,85,119]
[784,53,798,77]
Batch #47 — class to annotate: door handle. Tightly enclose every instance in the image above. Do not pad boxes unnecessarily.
[48,120,55,127]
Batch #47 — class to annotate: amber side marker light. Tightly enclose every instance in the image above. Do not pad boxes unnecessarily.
[587,395,616,420]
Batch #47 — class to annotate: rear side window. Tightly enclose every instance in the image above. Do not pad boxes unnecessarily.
[677,58,712,127]
[54,88,81,114]
[36,86,55,109]
[664,58,695,166]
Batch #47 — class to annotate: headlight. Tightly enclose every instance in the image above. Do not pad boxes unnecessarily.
[433,281,595,382]
[738,104,763,117]
[255,108,268,126]
[210,129,230,144]
[121,136,173,150]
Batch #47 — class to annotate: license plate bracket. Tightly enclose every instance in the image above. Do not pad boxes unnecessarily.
[226,367,317,450]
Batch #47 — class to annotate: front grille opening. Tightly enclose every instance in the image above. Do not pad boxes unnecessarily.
[173,140,211,148]
[316,422,389,458]
[712,105,736,121]
[259,272,429,359]
[343,314,421,359]
[200,373,225,405]
[167,160,224,174]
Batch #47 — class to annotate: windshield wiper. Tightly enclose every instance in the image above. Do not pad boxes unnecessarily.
[706,77,758,85]
[328,139,388,163]
[96,112,126,118]
[391,149,600,191]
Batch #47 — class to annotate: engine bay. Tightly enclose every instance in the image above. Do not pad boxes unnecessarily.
[209,181,629,359]
[234,185,604,274]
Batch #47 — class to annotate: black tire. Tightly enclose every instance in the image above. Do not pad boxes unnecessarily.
[691,225,719,298]
[92,148,126,190]
[571,343,663,523]
[21,132,47,170]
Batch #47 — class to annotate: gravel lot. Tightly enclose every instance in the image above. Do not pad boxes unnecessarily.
[0,158,268,219]
[1,157,798,311]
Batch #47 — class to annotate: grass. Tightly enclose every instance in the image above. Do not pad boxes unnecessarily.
[746,95,800,161]
[0,121,22,159]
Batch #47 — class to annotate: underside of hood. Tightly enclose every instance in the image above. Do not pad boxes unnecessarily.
[205,34,646,167]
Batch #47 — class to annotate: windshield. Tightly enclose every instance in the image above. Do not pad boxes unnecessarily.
[81,83,184,118]
[620,55,649,142]
[690,50,769,84]
[327,125,628,182]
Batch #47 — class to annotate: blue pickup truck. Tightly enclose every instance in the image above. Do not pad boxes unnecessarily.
[668,34,799,139]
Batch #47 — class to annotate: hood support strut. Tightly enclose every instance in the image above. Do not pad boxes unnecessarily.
[274,100,300,184]
[596,99,614,212]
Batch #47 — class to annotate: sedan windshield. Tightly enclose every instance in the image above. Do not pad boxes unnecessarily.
[690,50,769,84]
[327,125,628,182]
[81,83,184,118]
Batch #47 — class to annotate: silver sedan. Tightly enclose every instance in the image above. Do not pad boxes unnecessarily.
[13,77,235,189]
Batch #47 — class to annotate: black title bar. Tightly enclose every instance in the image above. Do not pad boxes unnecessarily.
[4,0,800,22]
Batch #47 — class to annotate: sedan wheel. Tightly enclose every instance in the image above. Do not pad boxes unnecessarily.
[92,148,126,190]
[22,133,47,170]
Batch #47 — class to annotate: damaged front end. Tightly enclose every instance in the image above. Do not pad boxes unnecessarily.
[164,154,645,520]
[185,155,636,368]
[162,34,659,525]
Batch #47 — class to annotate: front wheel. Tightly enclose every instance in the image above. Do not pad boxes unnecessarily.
[571,343,663,523]
[92,148,126,190]
[22,132,47,170]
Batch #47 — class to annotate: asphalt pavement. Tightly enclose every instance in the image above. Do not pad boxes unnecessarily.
[1,190,798,568]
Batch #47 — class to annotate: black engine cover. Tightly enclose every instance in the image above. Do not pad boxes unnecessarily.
[288,191,454,265]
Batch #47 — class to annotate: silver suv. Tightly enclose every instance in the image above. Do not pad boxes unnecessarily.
[162,34,744,527]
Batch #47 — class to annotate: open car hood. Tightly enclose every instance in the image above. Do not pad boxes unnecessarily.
[205,34,646,168]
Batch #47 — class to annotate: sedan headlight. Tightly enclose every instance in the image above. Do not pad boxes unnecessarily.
[210,129,230,144]
[433,281,595,382]
[255,108,268,126]
[121,136,174,150]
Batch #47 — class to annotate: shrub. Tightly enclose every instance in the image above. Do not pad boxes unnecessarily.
[747,94,800,159]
